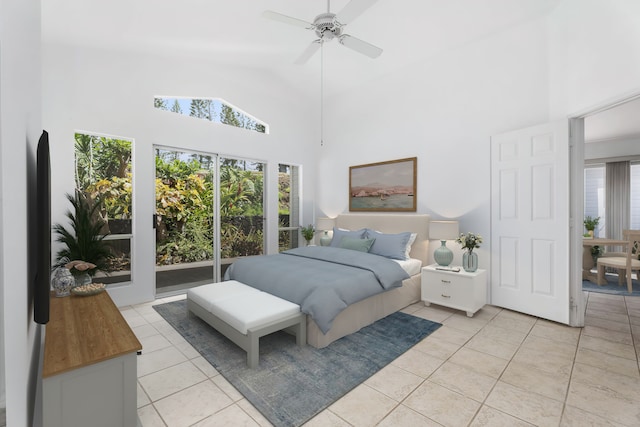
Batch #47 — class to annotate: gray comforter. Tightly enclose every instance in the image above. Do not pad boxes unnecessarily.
[224,246,410,333]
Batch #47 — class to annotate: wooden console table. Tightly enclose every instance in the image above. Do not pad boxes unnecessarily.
[43,291,142,427]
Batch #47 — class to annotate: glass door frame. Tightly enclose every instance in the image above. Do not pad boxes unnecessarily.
[153,145,220,296]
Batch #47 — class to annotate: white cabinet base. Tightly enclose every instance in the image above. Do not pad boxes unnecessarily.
[43,353,138,427]
[421,265,487,317]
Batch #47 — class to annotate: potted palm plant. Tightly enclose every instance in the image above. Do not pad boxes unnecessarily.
[53,191,112,286]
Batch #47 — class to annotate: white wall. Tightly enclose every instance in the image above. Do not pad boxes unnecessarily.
[548,0,640,117]
[318,17,551,268]
[0,0,43,424]
[38,0,640,305]
[42,44,319,306]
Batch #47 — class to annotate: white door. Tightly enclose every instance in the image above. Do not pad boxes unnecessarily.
[491,120,570,324]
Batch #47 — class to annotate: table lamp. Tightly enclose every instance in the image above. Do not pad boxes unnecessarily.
[316,217,336,246]
[430,220,459,266]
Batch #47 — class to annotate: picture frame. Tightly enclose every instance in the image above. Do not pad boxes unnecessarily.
[349,157,417,212]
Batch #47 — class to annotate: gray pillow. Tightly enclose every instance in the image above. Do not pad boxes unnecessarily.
[339,237,376,252]
[329,227,367,247]
[365,229,414,260]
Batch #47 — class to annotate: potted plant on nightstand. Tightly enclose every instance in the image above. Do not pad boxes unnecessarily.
[584,216,600,238]
[300,224,315,246]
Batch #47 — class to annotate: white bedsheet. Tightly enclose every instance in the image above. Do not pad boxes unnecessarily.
[394,258,422,276]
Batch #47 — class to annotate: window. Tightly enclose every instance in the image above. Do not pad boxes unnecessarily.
[278,164,301,251]
[584,165,606,237]
[584,161,640,236]
[74,132,133,284]
[154,96,268,134]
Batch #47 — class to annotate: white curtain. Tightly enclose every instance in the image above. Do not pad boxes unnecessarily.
[605,161,630,240]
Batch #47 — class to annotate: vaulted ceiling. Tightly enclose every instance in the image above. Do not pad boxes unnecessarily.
[42,0,639,143]
[41,0,561,98]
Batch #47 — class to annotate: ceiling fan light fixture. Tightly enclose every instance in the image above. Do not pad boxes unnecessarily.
[262,0,382,64]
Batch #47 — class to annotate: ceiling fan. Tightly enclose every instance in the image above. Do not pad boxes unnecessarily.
[263,0,383,64]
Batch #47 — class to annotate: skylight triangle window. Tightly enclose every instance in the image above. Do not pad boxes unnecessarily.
[154,96,268,134]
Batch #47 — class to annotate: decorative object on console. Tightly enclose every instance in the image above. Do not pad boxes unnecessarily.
[71,282,106,296]
[50,267,75,297]
[300,224,316,246]
[65,260,96,288]
[316,217,336,246]
[349,157,417,212]
[430,220,459,267]
[456,232,482,272]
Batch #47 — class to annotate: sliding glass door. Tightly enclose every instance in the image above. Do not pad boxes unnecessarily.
[155,148,216,294]
[219,157,265,278]
[154,149,265,294]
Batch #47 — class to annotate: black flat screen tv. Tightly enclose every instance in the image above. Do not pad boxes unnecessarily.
[34,130,51,325]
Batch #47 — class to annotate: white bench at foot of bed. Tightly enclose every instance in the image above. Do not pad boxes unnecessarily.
[186,281,306,368]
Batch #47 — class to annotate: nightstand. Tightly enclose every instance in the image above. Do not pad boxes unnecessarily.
[421,264,487,317]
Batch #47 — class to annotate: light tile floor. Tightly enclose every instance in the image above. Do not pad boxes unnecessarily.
[126,291,640,426]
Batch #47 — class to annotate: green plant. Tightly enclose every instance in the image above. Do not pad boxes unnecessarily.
[300,224,315,242]
[54,191,112,275]
[584,216,600,231]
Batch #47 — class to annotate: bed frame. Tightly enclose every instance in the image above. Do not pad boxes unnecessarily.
[306,213,430,348]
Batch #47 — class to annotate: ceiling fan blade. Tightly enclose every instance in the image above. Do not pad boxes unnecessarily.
[262,10,314,29]
[335,0,379,25]
[339,34,382,58]
[294,40,322,64]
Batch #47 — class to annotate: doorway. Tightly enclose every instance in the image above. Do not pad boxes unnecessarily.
[153,148,267,295]
[576,95,640,312]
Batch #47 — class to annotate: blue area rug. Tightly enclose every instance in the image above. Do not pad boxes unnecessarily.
[154,300,441,427]
[582,275,640,296]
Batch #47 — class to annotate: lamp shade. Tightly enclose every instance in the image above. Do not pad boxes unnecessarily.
[316,217,336,231]
[429,220,459,241]
[316,217,336,246]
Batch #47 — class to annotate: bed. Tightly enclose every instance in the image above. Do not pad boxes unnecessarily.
[226,213,430,348]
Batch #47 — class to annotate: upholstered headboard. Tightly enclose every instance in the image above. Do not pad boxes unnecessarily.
[335,213,430,264]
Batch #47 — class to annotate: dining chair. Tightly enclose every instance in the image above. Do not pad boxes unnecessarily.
[596,229,640,293]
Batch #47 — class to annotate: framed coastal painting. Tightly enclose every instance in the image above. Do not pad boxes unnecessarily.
[349,157,417,212]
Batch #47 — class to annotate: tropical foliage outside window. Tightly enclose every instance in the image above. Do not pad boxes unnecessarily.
[154,151,266,272]
[154,96,267,134]
[155,150,215,266]
[74,132,133,283]
[218,159,265,260]
[278,164,300,251]
[74,133,293,286]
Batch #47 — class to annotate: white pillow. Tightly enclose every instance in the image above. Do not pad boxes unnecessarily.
[405,232,418,259]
